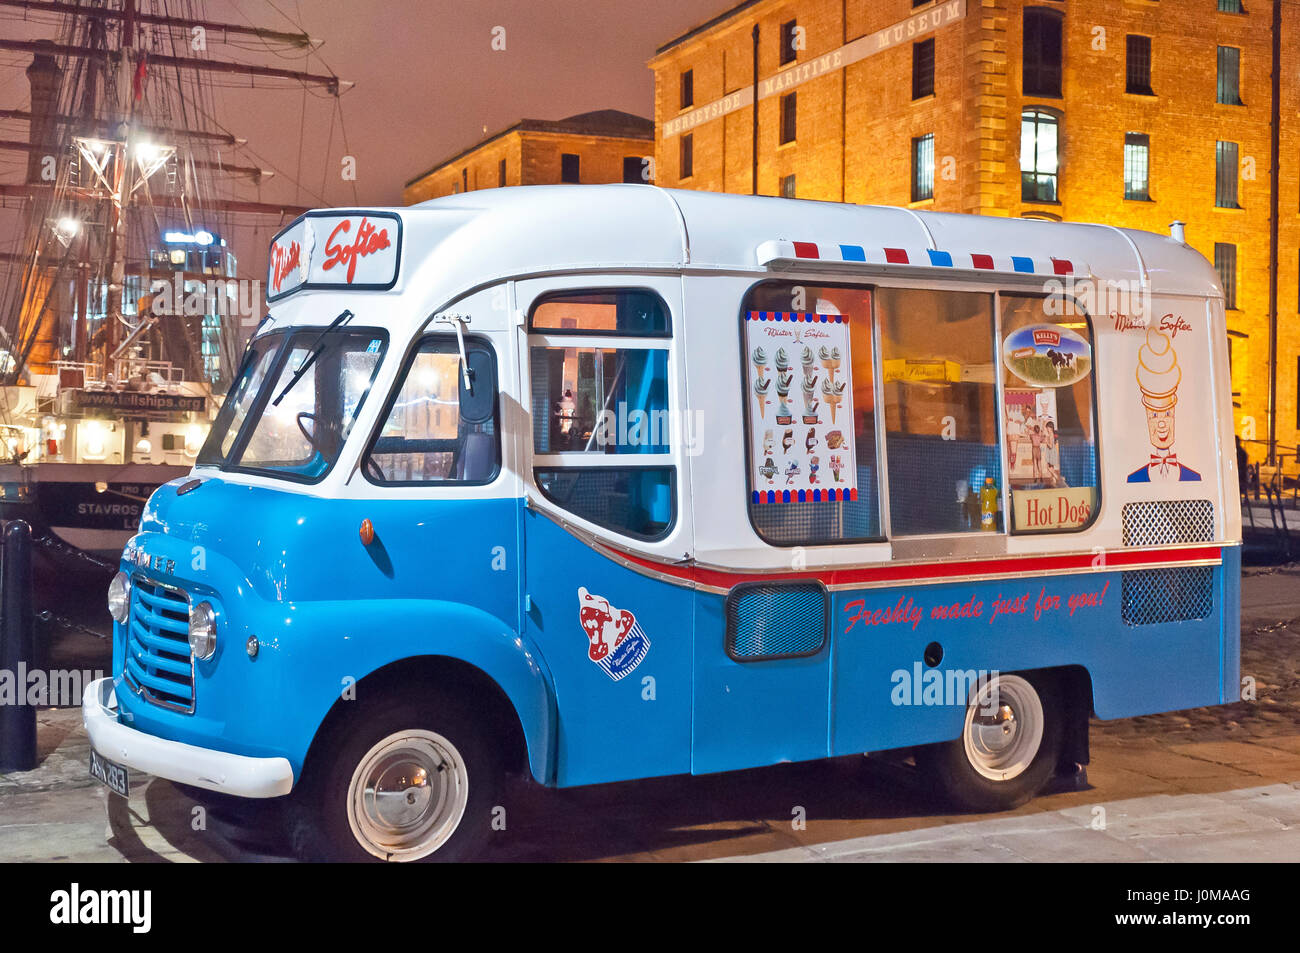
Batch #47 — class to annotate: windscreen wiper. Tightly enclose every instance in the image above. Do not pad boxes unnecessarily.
[272,309,354,407]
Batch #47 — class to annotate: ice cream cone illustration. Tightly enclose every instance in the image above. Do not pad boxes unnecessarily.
[752,346,768,380]
[801,345,815,374]
[753,376,771,419]
[1129,326,1200,482]
[801,373,820,422]
[829,453,844,482]
[821,375,846,423]
[775,371,794,423]
[775,347,791,374]
[819,344,842,381]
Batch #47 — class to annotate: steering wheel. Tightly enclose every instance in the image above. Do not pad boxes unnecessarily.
[296,411,318,445]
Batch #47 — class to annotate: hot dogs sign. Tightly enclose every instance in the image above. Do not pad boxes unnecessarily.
[745,311,858,504]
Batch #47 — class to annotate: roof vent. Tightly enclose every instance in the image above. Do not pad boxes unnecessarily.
[1169,221,1187,243]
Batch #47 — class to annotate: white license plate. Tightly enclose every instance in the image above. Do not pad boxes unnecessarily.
[89,748,129,798]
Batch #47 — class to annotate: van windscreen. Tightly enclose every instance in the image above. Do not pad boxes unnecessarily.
[197,327,387,482]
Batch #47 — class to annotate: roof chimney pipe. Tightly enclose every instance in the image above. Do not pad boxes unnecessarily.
[1168,221,1187,244]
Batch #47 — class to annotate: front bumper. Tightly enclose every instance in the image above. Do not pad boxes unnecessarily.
[82,677,294,799]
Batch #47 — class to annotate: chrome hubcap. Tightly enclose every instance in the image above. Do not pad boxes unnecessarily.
[346,729,468,861]
[963,675,1043,782]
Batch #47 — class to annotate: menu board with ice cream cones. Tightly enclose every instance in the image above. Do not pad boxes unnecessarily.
[745,311,858,504]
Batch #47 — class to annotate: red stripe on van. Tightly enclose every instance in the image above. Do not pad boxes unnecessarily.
[792,242,819,259]
[883,247,909,264]
[606,545,1223,592]
[971,254,995,269]
[1052,258,1073,274]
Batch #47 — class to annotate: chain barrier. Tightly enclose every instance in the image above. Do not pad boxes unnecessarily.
[33,533,116,572]
[35,609,109,640]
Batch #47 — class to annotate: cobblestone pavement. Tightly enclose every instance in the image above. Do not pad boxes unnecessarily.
[1,568,1297,862]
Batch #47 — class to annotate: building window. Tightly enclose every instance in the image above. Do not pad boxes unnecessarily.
[1021,110,1059,202]
[1218,0,1245,12]
[780,174,796,198]
[912,133,935,202]
[462,168,468,192]
[1124,133,1150,200]
[679,133,693,179]
[1215,243,1237,309]
[1023,7,1063,98]
[1216,141,1240,208]
[913,38,935,99]
[498,158,507,187]
[680,69,693,109]
[561,153,580,184]
[780,92,797,144]
[1126,35,1153,95]
[780,19,799,66]
[1217,47,1243,105]
[623,156,644,183]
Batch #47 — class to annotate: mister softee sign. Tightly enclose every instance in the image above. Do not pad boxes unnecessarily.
[266,211,402,301]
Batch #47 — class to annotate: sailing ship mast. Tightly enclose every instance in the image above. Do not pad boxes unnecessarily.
[0,0,348,389]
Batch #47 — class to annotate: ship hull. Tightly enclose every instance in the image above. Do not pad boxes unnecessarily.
[0,462,189,580]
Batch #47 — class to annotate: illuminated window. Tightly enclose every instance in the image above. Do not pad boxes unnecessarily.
[1124,133,1150,200]
[912,133,935,202]
[1021,109,1059,202]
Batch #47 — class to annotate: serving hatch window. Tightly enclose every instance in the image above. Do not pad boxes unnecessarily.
[878,288,1003,536]
[197,326,386,482]
[741,282,881,546]
[999,294,1099,533]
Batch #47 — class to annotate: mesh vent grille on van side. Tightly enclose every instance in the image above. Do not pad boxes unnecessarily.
[725,583,827,661]
[1121,500,1214,547]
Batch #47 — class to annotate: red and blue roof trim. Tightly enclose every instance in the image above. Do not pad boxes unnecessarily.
[757,239,1080,277]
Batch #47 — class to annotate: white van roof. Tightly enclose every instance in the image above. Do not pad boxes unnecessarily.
[273,186,1223,323]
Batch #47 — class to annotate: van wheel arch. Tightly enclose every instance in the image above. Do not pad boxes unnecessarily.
[300,655,530,784]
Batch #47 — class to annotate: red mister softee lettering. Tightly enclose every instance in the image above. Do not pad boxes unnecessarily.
[322,217,391,283]
[270,239,301,292]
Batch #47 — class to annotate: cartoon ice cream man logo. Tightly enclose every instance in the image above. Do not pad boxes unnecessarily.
[1127,327,1200,483]
[577,587,651,681]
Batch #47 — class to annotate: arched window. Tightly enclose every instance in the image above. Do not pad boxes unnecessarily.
[1023,7,1063,97]
[1021,109,1059,203]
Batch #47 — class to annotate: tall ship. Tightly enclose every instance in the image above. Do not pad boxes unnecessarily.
[0,0,345,575]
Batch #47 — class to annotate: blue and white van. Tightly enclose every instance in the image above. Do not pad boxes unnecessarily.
[84,186,1242,861]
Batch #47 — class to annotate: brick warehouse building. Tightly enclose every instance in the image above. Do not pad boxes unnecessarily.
[403,109,654,203]
[648,0,1300,465]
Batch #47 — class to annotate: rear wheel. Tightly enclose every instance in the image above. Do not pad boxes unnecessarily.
[916,672,1063,813]
[291,696,500,862]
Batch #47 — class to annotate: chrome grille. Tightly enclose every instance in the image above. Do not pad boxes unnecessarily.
[1121,500,1214,546]
[124,576,194,713]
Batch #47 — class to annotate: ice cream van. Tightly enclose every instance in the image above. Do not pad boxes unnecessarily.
[83,186,1241,862]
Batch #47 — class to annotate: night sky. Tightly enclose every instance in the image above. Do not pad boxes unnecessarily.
[0,0,710,284]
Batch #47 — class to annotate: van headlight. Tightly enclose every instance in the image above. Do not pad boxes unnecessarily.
[107,571,131,624]
[188,601,217,660]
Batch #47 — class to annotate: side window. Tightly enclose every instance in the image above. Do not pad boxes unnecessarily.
[1000,295,1099,533]
[363,338,500,484]
[529,289,676,541]
[877,288,1002,535]
[741,282,882,546]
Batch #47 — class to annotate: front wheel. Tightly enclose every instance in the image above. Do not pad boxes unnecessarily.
[915,672,1063,813]
[291,697,501,862]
